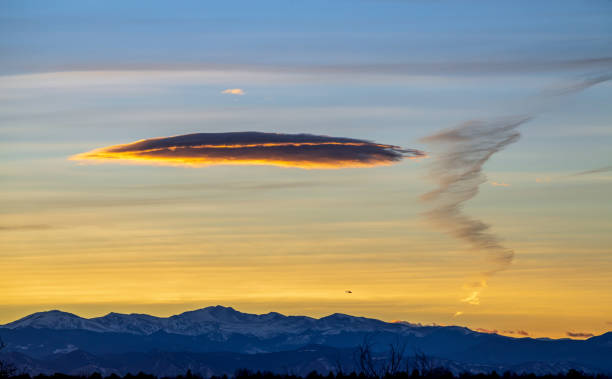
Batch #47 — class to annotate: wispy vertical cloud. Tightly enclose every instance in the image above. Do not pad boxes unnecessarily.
[418,73,611,306]
[420,117,527,263]
[420,117,529,303]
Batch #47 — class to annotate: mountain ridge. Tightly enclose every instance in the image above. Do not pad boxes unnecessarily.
[1,306,428,338]
[2,306,606,342]
[2,306,611,375]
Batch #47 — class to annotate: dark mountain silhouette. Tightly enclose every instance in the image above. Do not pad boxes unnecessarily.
[1,306,610,376]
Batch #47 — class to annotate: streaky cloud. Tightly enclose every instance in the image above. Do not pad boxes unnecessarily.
[10,56,612,77]
[545,74,612,96]
[0,224,54,231]
[71,132,425,170]
[475,328,498,334]
[566,331,594,338]
[569,165,612,177]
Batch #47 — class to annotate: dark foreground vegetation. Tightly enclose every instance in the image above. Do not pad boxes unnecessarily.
[2,368,611,379]
[1,337,610,379]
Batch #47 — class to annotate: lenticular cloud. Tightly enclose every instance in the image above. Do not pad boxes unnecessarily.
[71,132,425,169]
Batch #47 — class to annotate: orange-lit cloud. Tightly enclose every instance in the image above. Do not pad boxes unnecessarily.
[475,328,498,334]
[71,132,425,170]
[222,88,245,95]
[491,181,510,187]
[453,311,463,317]
[566,331,594,338]
[459,279,488,306]
[502,329,529,336]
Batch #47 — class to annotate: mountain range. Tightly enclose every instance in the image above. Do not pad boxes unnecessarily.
[1,306,611,376]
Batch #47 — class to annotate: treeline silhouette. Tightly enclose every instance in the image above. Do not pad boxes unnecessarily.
[2,368,611,379]
[1,337,610,379]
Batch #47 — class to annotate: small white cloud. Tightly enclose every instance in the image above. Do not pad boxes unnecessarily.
[222,88,245,95]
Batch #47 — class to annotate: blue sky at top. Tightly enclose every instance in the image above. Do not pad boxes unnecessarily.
[2,0,611,73]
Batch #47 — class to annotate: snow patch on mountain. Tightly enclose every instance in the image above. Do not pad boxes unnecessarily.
[3,310,109,333]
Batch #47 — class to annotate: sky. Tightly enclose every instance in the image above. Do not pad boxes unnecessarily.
[1,0,611,339]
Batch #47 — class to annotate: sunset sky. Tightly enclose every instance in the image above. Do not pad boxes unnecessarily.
[1,0,611,339]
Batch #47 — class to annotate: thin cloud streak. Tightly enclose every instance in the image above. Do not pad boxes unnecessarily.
[475,328,498,334]
[6,56,612,77]
[72,132,425,169]
[569,165,612,177]
[0,224,54,231]
[566,331,594,338]
[502,329,529,336]
[118,180,340,192]
[545,74,612,96]
[3,58,611,97]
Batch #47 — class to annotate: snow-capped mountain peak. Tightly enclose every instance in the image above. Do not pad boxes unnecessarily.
[175,305,248,322]
[3,310,109,332]
[1,306,417,338]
